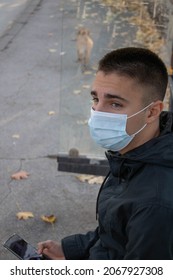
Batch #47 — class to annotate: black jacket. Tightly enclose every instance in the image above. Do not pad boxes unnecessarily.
[62,111,173,259]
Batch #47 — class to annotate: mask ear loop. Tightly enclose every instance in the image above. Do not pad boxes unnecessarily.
[127,102,154,119]
[127,102,154,136]
[131,123,147,136]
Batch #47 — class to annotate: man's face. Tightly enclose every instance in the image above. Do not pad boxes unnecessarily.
[91,71,149,136]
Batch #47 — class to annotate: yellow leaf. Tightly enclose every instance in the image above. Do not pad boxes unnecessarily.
[76,119,88,125]
[82,85,90,89]
[12,134,20,139]
[16,212,34,220]
[88,176,104,184]
[168,67,173,75]
[84,71,92,75]
[49,48,57,53]
[48,111,55,115]
[76,174,104,184]
[73,90,81,95]
[92,66,97,71]
[11,171,29,180]
[41,215,57,223]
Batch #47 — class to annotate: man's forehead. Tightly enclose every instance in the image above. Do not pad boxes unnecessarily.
[91,71,145,104]
[92,79,117,89]
[92,71,142,92]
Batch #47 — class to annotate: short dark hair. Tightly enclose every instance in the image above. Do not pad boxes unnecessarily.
[98,47,168,103]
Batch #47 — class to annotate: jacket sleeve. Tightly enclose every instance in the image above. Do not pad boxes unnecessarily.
[61,227,99,259]
[124,204,173,259]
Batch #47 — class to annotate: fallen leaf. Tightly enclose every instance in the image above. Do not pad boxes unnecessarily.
[73,90,81,95]
[16,212,34,220]
[49,48,57,53]
[87,176,104,184]
[11,170,29,180]
[168,67,173,75]
[76,119,88,125]
[48,111,55,115]
[82,85,90,89]
[12,134,20,139]
[92,66,97,71]
[76,174,104,184]
[121,32,128,36]
[41,215,57,223]
[84,71,92,75]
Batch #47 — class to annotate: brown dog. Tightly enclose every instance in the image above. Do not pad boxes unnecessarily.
[76,27,93,69]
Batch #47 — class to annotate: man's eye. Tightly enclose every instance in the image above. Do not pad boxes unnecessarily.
[112,103,122,108]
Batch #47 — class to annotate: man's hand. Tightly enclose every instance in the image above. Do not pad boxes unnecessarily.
[37,240,65,260]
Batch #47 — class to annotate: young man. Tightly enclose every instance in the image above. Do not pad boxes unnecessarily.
[38,47,173,259]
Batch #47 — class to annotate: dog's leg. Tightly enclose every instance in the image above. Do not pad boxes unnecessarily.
[76,47,83,62]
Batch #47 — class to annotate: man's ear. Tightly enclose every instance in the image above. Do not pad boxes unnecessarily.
[146,100,164,124]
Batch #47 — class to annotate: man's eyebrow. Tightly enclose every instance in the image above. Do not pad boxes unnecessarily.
[90,91,128,103]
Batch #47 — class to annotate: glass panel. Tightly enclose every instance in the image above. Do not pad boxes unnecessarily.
[58,0,172,158]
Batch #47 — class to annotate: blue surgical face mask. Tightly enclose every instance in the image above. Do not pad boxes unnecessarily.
[88,103,153,151]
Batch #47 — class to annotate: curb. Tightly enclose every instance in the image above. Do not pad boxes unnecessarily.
[0,0,44,52]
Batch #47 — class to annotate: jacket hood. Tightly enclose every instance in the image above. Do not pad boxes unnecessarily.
[106,111,173,172]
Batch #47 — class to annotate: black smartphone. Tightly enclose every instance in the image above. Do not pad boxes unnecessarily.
[3,233,50,260]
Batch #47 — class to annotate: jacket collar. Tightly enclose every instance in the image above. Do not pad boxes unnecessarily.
[105,111,173,179]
